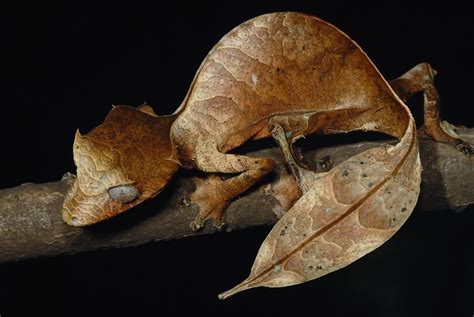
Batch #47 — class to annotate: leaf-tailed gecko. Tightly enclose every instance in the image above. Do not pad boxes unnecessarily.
[62,12,472,232]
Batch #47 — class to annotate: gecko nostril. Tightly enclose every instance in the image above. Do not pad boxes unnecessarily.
[71,216,80,225]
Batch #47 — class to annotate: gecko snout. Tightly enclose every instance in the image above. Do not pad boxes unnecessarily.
[62,177,146,226]
[62,212,86,227]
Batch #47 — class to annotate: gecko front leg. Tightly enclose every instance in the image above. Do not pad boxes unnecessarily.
[390,63,473,158]
[189,140,275,230]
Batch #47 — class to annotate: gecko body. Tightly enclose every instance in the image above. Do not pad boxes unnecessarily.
[63,12,470,228]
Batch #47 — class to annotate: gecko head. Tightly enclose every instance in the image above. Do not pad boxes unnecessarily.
[62,106,180,226]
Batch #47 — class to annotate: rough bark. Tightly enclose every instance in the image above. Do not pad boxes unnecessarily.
[0,129,473,263]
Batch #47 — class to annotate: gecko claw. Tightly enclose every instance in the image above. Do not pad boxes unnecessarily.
[190,219,204,231]
[190,214,226,232]
[455,140,474,158]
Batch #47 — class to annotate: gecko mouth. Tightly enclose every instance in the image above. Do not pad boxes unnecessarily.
[62,179,146,226]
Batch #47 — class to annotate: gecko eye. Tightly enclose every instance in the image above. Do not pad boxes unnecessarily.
[108,184,140,203]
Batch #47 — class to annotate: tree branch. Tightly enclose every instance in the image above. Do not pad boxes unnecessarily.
[1,129,473,263]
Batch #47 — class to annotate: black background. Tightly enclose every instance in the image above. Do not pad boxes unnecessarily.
[1,1,473,316]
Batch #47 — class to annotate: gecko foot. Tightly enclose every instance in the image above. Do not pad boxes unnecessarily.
[456,140,474,157]
[421,120,474,160]
[389,63,473,161]
[190,175,230,231]
[263,165,302,218]
[440,121,474,159]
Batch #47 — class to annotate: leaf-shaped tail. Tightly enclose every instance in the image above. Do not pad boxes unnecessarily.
[219,107,421,299]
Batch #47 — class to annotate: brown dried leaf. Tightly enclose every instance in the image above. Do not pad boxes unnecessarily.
[219,14,422,298]
[220,119,420,298]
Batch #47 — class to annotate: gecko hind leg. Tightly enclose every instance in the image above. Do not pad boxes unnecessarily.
[268,113,335,194]
[390,62,473,158]
[268,106,376,194]
[190,142,275,230]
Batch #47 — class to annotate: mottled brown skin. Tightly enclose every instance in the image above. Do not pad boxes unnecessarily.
[63,12,471,228]
[173,13,408,156]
